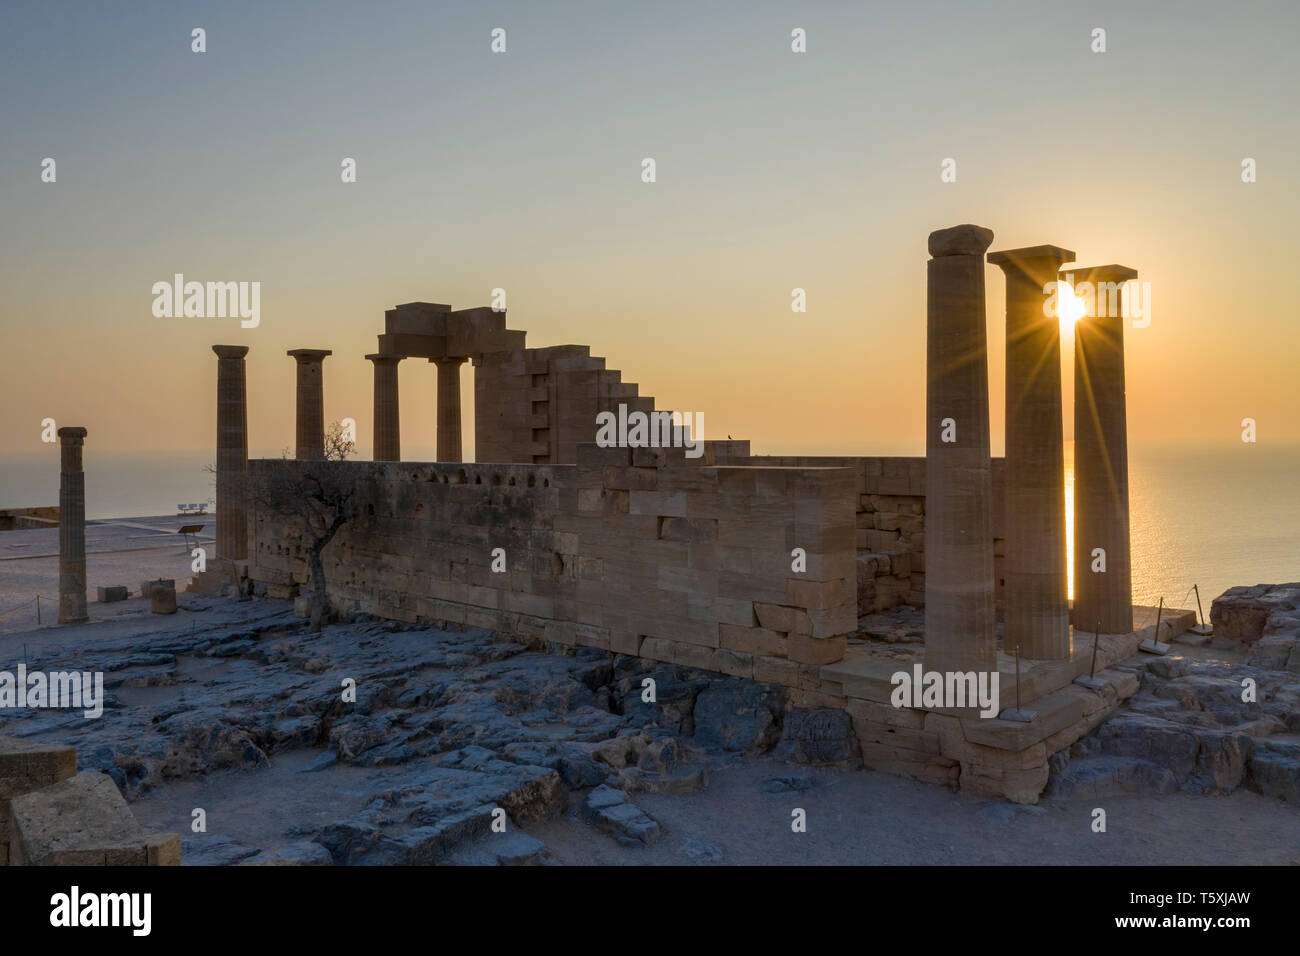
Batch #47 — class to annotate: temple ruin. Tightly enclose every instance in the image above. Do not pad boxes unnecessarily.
[204,225,1192,804]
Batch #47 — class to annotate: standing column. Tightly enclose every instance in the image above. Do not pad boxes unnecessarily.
[988,245,1074,660]
[1068,265,1137,634]
[212,346,250,560]
[287,349,332,460]
[366,354,401,461]
[923,224,997,677]
[58,426,89,624]
[432,356,467,462]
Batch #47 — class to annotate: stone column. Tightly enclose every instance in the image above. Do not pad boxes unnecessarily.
[1068,265,1137,634]
[367,354,401,462]
[287,349,332,460]
[923,224,997,677]
[212,345,250,560]
[432,356,467,462]
[987,245,1074,660]
[57,426,89,624]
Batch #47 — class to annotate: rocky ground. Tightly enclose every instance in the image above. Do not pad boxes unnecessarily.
[0,588,1296,865]
[1048,584,1300,804]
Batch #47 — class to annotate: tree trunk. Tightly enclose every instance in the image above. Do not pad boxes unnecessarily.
[307,546,328,632]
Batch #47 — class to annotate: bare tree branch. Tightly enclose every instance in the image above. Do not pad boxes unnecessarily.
[249,422,359,632]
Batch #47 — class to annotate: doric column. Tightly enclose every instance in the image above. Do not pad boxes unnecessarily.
[212,345,249,560]
[367,354,401,462]
[58,426,89,624]
[988,244,1074,660]
[1067,264,1137,634]
[923,224,997,678]
[287,349,332,460]
[432,356,467,462]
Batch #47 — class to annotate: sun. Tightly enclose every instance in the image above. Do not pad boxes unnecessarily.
[1056,280,1087,337]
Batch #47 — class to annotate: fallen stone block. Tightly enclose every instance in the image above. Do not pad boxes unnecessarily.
[9,771,153,865]
[150,585,177,615]
[0,736,77,789]
[141,578,175,598]
[96,586,128,603]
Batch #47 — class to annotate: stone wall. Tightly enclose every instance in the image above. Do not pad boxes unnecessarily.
[740,455,1008,616]
[247,447,859,697]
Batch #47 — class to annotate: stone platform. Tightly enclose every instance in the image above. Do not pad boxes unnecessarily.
[818,605,1197,802]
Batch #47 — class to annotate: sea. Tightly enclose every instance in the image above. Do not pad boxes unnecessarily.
[1,442,1295,612]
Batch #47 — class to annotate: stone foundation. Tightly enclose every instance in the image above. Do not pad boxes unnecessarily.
[245,446,1199,803]
[248,448,859,683]
[824,605,1194,802]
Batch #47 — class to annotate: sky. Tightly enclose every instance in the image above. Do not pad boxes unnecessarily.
[1,0,1297,463]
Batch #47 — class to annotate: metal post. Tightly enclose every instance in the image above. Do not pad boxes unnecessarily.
[1194,584,1206,629]
[1090,620,1100,679]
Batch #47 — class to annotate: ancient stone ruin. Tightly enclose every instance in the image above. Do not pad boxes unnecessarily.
[187,225,1205,805]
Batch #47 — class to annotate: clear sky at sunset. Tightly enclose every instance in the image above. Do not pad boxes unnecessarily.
[2,0,1297,461]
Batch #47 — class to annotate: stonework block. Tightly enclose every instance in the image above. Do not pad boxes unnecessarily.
[720,623,787,658]
[787,633,847,666]
[753,655,801,686]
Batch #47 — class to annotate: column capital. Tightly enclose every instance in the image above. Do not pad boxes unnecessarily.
[987,245,1075,284]
[213,344,249,360]
[287,349,333,362]
[429,355,468,366]
[1059,264,1138,285]
[365,353,402,365]
[57,426,87,443]
[928,223,994,257]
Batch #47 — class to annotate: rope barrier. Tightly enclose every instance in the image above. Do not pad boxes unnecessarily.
[0,596,39,618]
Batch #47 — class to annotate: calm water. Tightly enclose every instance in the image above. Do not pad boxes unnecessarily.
[1111,443,1299,610]
[2,444,1295,608]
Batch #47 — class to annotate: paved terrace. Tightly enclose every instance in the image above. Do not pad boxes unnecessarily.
[0,515,210,633]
